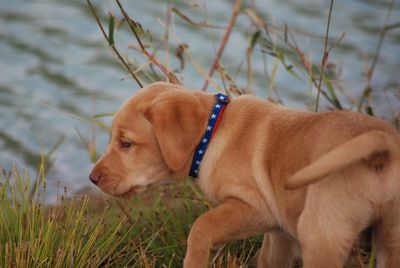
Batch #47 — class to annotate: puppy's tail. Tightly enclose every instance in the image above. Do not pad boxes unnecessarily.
[285,130,395,190]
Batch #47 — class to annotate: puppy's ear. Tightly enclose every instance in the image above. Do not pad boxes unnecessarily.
[145,91,208,172]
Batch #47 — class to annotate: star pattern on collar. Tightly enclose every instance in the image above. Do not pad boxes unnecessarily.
[189,93,230,178]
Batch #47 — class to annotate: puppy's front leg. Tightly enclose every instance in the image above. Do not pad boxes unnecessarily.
[184,198,265,268]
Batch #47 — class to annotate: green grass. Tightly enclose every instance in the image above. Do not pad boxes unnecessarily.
[0,165,130,267]
[0,160,262,267]
[1,159,375,267]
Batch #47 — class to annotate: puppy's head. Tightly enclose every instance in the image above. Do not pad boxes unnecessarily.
[89,82,211,197]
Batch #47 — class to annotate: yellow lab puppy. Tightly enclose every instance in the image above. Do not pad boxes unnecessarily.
[90,82,400,268]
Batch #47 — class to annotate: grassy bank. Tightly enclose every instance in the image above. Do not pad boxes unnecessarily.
[1,161,374,267]
[0,162,261,267]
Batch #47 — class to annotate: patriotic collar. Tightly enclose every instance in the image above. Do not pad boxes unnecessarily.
[189,93,230,178]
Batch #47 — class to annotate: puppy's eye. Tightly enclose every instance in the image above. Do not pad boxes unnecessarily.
[120,139,133,149]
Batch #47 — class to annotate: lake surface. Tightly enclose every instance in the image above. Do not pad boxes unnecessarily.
[1,0,399,201]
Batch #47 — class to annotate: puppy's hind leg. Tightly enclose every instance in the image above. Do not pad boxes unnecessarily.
[256,232,297,268]
[374,201,400,268]
[299,225,354,268]
[298,216,366,268]
[297,181,373,268]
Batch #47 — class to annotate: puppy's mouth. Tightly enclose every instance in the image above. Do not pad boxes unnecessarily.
[117,185,149,199]
[96,176,150,198]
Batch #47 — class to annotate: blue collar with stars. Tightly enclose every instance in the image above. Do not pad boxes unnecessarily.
[189,93,230,178]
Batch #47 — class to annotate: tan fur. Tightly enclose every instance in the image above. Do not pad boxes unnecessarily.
[286,130,396,189]
[90,82,400,267]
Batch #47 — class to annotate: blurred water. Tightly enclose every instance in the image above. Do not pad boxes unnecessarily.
[0,0,399,201]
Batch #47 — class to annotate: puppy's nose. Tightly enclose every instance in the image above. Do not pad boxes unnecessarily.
[89,170,102,185]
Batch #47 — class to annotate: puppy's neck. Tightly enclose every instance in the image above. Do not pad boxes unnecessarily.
[189,93,231,178]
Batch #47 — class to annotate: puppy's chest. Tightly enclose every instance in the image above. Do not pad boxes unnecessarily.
[196,177,219,203]
[196,135,228,203]
[197,161,225,203]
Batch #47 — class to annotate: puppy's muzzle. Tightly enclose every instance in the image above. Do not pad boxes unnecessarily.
[89,170,102,185]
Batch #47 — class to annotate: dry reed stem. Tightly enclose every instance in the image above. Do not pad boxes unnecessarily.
[315,0,335,112]
[163,4,172,69]
[202,0,242,91]
[172,7,225,30]
[187,52,225,92]
[246,8,338,40]
[359,0,396,111]
[86,0,143,88]
[246,40,254,94]
[246,7,343,108]
[115,0,180,85]
[366,0,396,85]
[215,62,243,96]
[287,33,334,106]
[246,8,268,32]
